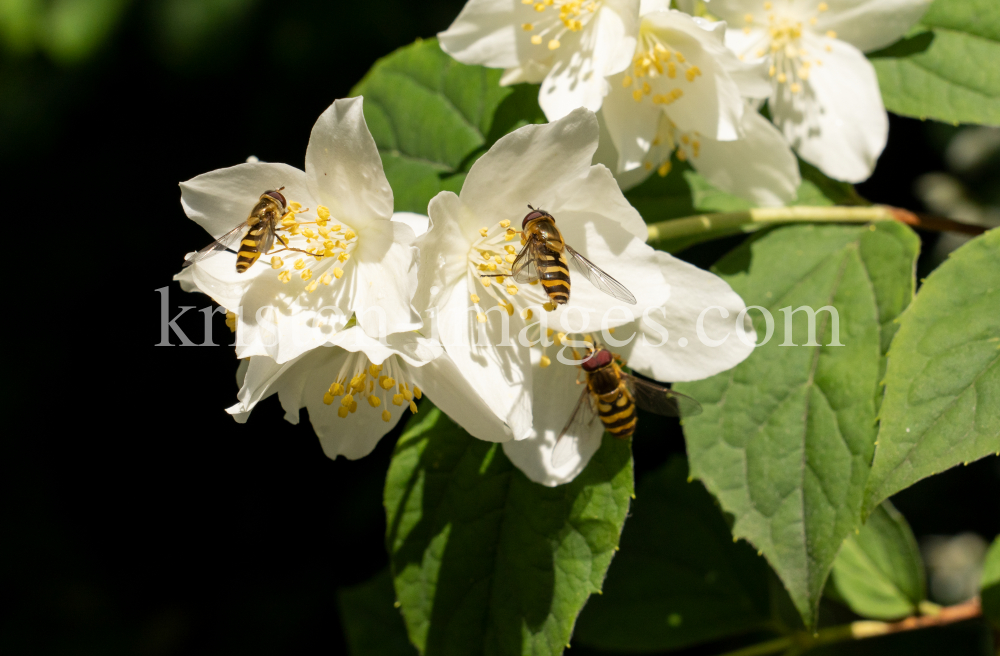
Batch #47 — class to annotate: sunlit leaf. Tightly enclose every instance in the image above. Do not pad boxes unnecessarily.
[384,404,633,656]
[863,228,1000,515]
[674,222,921,628]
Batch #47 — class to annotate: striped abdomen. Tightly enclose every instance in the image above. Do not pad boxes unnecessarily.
[596,383,638,438]
[538,243,571,304]
[236,223,267,273]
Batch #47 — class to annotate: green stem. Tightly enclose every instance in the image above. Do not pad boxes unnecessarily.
[645,205,986,246]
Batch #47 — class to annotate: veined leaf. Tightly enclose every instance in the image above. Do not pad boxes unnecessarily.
[573,457,772,652]
[673,222,920,628]
[829,502,925,620]
[384,405,633,656]
[350,39,544,214]
[871,0,1000,126]
[863,228,1000,515]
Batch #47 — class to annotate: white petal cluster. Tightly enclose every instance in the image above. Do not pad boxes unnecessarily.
[176,95,754,484]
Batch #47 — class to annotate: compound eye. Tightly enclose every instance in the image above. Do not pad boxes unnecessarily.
[581,348,613,372]
[265,190,287,209]
[522,210,545,228]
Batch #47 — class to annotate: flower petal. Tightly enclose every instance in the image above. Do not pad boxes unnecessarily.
[816,0,931,53]
[391,211,430,238]
[618,250,755,382]
[305,97,394,226]
[502,349,604,486]
[438,0,520,69]
[689,108,800,207]
[180,162,315,239]
[226,352,313,423]
[414,192,474,315]
[600,73,664,174]
[351,221,423,339]
[773,34,887,182]
[538,0,640,120]
[459,108,600,231]
[408,356,513,443]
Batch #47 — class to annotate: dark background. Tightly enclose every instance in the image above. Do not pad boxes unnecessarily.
[1,1,997,654]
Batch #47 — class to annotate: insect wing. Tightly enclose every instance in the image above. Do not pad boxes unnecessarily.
[623,373,703,418]
[183,223,249,268]
[510,238,542,284]
[260,219,278,255]
[564,244,637,305]
[551,388,597,468]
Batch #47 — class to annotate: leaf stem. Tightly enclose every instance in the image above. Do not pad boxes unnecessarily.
[646,205,987,245]
[713,598,983,656]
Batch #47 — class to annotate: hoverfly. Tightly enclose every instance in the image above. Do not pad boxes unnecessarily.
[182,188,306,273]
[488,206,636,306]
[552,342,701,467]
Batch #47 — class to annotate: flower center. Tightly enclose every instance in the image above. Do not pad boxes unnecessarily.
[639,114,701,177]
[748,1,835,94]
[322,352,421,421]
[267,204,358,293]
[520,0,602,50]
[622,28,701,105]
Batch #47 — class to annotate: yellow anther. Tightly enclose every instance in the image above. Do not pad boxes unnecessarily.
[667,61,677,78]
[289,202,302,211]
[540,355,552,368]
[319,273,333,286]
[482,277,492,287]
[641,82,651,95]
[271,256,284,269]
[809,16,818,24]
[494,255,502,264]
[818,2,828,10]
[777,72,787,83]
[329,382,345,395]
[402,387,413,401]
[685,66,701,82]
[225,311,236,332]
[281,214,296,227]
[381,409,392,422]
[293,258,305,270]
[522,0,532,4]
[334,268,344,279]
[471,293,480,304]
[531,34,543,45]
[826,30,837,38]
[317,205,330,220]
[487,262,497,271]
[555,331,566,345]
[278,270,292,283]
[692,141,700,157]
[392,394,404,406]
[302,228,316,239]
[380,376,395,390]
[608,327,616,334]
[658,161,672,177]
[543,301,556,312]
[477,312,487,323]
[413,386,422,400]
[338,252,350,263]
[368,395,381,408]
[672,87,683,99]
[305,279,319,292]
[632,89,644,102]
[338,406,349,418]
[675,51,686,63]
[548,39,561,50]
[676,149,687,162]
[479,227,489,237]
[622,75,632,87]
[534,2,544,10]
[349,401,358,413]
[331,224,342,231]
[769,65,776,77]
[503,302,514,316]
[522,22,534,30]
[351,373,366,390]
[369,364,381,377]
[318,227,330,239]
[300,269,312,281]
[344,231,356,241]
[523,308,533,320]
[764,1,772,8]
[681,134,690,145]
[744,13,754,22]
[341,393,354,408]
[368,379,374,394]
[499,219,511,228]
[323,392,335,405]
[504,245,516,254]
[790,83,801,93]
[409,400,418,414]
[507,285,518,295]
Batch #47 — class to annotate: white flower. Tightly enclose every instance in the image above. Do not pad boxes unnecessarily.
[174,97,421,364]
[503,249,756,485]
[227,326,511,460]
[438,0,641,121]
[416,108,673,443]
[712,0,930,182]
[598,7,800,204]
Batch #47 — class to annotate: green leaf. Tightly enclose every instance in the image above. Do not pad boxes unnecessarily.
[573,457,772,652]
[384,404,634,656]
[863,228,1000,515]
[673,222,921,628]
[871,0,1000,126]
[982,536,1000,630]
[350,38,544,214]
[339,569,417,656]
[828,502,925,620]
